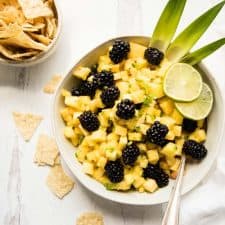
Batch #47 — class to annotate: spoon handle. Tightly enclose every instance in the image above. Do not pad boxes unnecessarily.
[161,155,186,225]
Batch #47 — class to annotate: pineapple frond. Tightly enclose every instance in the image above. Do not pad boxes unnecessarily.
[181,38,225,65]
[150,0,187,52]
[166,1,225,63]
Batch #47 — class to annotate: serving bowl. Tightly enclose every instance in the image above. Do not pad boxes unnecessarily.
[52,36,225,205]
[0,0,62,67]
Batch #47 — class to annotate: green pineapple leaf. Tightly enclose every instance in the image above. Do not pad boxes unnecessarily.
[150,0,187,52]
[166,1,225,62]
[181,38,225,65]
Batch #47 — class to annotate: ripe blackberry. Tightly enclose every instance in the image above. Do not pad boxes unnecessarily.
[101,86,120,108]
[143,164,169,188]
[104,159,124,183]
[122,143,140,166]
[93,70,114,89]
[182,140,207,160]
[78,111,100,132]
[146,121,169,146]
[144,47,164,66]
[109,40,130,64]
[116,99,136,120]
[71,81,96,97]
[182,118,197,133]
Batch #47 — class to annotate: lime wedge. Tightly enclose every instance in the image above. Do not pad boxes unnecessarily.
[175,83,213,120]
[163,63,203,102]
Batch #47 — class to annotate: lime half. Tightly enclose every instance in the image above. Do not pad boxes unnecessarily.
[163,63,203,102]
[175,83,213,120]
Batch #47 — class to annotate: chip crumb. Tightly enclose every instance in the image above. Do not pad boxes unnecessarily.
[34,134,59,166]
[43,75,62,94]
[12,112,43,141]
[76,212,104,225]
[46,164,75,199]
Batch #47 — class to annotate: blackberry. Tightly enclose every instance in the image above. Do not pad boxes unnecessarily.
[78,111,100,132]
[116,99,136,120]
[104,159,124,183]
[182,140,207,160]
[93,70,114,89]
[144,47,164,66]
[146,121,169,146]
[122,143,140,166]
[135,103,143,110]
[143,164,169,188]
[109,40,130,64]
[71,81,96,97]
[101,86,120,108]
[182,118,197,133]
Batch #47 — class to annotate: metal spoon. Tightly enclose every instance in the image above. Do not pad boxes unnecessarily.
[161,155,186,225]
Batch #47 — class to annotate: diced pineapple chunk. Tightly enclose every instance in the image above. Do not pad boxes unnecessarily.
[82,161,94,175]
[128,42,146,59]
[114,125,127,136]
[65,96,78,108]
[161,143,177,158]
[175,138,184,156]
[143,179,158,193]
[173,126,182,137]
[61,89,71,97]
[130,90,145,104]
[73,67,91,80]
[171,109,183,125]
[124,174,135,185]
[119,136,128,147]
[139,124,149,134]
[114,71,128,80]
[159,97,174,115]
[128,132,142,141]
[189,129,206,142]
[64,127,75,138]
[170,158,181,171]
[89,130,107,142]
[147,150,159,164]
[133,177,145,188]
[165,131,175,140]
[159,116,176,129]
[97,157,107,168]
[105,148,117,161]
[137,155,148,168]
[148,82,164,98]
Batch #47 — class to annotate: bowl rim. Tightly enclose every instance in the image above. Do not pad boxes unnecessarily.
[52,35,225,205]
[0,0,62,67]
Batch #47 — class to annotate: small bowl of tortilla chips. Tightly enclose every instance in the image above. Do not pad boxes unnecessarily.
[0,0,61,66]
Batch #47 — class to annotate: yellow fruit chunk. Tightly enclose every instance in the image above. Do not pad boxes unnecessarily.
[143,179,158,193]
[72,67,91,80]
[147,150,159,164]
[128,42,146,58]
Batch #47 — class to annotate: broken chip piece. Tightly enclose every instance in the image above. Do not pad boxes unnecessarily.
[76,212,104,225]
[43,75,62,94]
[12,112,43,141]
[46,164,75,199]
[34,134,59,166]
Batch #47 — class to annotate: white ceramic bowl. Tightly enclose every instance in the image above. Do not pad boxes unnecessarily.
[52,36,225,205]
[0,0,62,67]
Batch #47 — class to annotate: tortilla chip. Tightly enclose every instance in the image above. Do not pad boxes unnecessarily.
[29,32,51,45]
[12,112,43,141]
[18,0,53,19]
[46,165,75,199]
[22,22,45,32]
[0,44,39,60]
[76,212,104,225]
[45,17,56,38]
[0,24,48,51]
[0,6,25,24]
[0,23,21,39]
[34,134,59,166]
[43,75,62,94]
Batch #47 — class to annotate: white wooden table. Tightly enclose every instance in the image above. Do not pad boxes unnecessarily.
[0,1,225,225]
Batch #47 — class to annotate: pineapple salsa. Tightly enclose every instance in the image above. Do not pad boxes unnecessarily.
[60,40,209,193]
